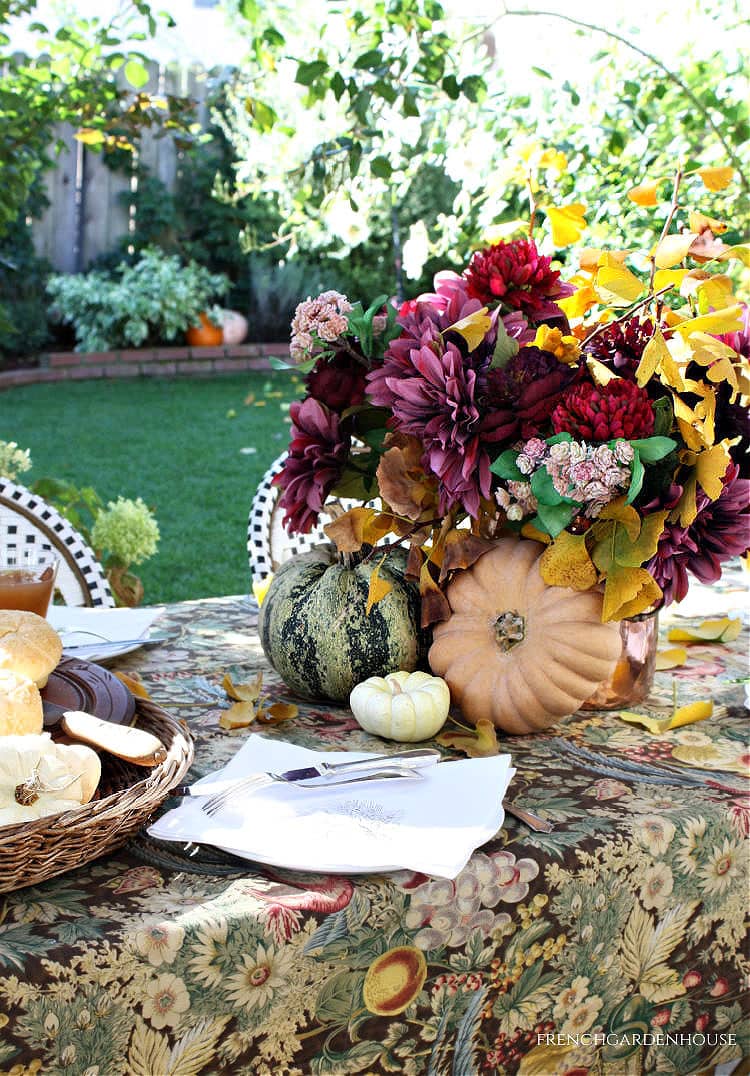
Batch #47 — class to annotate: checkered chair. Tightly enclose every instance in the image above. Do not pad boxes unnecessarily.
[0,478,114,607]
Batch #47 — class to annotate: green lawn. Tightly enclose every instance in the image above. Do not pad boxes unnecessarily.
[1,373,304,603]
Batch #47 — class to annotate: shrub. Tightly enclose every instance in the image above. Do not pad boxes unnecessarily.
[47,248,229,351]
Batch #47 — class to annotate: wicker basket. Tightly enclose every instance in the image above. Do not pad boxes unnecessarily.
[0,698,193,893]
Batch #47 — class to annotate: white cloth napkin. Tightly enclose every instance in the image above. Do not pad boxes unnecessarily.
[149,735,515,879]
[48,605,163,657]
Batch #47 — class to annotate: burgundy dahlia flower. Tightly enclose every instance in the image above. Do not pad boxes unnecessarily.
[646,464,750,605]
[305,351,368,412]
[552,379,655,442]
[369,338,494,516]
[583,317,659,381]
[274,398,351,533]
[464,238,574,320]
[487,346,579,440]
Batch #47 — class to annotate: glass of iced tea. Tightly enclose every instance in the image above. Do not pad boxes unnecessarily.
[0,551,60,616]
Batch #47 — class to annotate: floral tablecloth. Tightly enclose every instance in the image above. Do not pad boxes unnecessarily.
[1,583,748,1076]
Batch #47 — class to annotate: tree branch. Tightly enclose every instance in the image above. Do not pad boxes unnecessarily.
[496,6,748,193]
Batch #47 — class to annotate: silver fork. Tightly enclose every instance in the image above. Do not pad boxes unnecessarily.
[199,766,426,816]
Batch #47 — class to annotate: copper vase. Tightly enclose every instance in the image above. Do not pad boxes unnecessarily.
[581,610,659,710]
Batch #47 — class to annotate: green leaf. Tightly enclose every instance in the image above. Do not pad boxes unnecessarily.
[461,75,486,103]
[652,396,674,438]
[441,74,460,99]
[370,155,392,180]
[402,89,419,117]
[531,466,569,506]
[531,66,552,79]
[330,71,346,100]
[353,49,383,70]
[490,450,524,481]
[534,502,575,538]
[489,318,520,368]
[295,60,328,86]
[629,436,677,462]
[625,450,644,504]
[124,58,149,89]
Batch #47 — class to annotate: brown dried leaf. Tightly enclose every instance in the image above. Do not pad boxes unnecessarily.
[439,530,495,583]
[113,669,151,700]
[223,671,263,703]
[324,507,395,553]
[437,718,499,758]
[376,438,438,521]
[419,560,452,627]
[256,702,299,725]
[219,701,257,730]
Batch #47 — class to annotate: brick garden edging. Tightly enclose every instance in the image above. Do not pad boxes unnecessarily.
[0,342,291,390]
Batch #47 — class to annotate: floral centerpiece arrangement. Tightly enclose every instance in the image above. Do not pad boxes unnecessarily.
[268,163,749,727]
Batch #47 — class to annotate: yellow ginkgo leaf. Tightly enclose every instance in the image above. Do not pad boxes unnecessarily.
[619,700,712,736]
[717,244,750,268]
[627,181,660,206]
[694,442,731,500]
[436,717,499,758]
[445,308,491,350]
[668,617,741,643]
[252,575,273,607]
[366,555,393,615]
[673,305,744,338]
[635,329,671,388]
[558,278,599,319]
[654,268,688,292]
[595,264,644,307]
[696,165,734,191]
[539,530,598,591]
[257,701,299,725]
[653,233,699,269]
[655,647,687,670]
[688,210,729,234]
[545,203,587,247]
[694,275,735,312]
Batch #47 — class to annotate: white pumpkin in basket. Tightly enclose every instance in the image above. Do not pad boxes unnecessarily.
[0,733,101,827]
[350,670,450,742]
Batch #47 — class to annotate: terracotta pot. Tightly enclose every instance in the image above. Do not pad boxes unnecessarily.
[581,609,659,710]
[221,310,249,346]
[186,313,223,347]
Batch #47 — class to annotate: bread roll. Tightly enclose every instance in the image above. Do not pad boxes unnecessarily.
[0,610,62,688]
[0,671,43,735]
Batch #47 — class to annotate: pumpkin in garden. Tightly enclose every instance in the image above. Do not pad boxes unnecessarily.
[259,546,426,702]
[350,670,450,742]
[429,537,622,734]
[186,312,223,347]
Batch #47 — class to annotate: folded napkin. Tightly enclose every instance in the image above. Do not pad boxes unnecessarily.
[149,735,515,879]
[48,605,163,657]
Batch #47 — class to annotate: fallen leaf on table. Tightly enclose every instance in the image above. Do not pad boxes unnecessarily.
[223,671,263,703]
[655,647,687,670]
[114,670,151,699]
[437,717,499,757]
[252,575,273,606]
[619,700,713,736]
[256,701,299,725]
[668,617,741,643]
[219,701,257,730]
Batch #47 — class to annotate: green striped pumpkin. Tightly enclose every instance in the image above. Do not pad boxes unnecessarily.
[259,546,426,702]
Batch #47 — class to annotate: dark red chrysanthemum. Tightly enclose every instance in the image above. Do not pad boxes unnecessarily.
[464,238,574,320]
[551,379,655,442]
[487,346,579,440]
[583,316,659,381]
[646,464,750,605]
[274,398,350,533]
[305,350,368,412]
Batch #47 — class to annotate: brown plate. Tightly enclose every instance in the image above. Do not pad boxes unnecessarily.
[41,657,136,727]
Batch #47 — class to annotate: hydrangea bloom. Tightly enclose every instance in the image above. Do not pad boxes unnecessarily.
[289,291,352,364]
[91,497,160,566]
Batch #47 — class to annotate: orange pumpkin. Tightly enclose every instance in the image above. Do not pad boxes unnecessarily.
[186,312,223,347]
[429,537,622,734]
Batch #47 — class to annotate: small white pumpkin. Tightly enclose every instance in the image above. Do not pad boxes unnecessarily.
[349,670,450,742]
[0,733,101,828]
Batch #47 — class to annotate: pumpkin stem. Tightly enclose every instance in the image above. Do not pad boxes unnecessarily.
[494,611,525,652]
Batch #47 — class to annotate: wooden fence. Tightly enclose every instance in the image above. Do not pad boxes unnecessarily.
[32,62,214,273]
